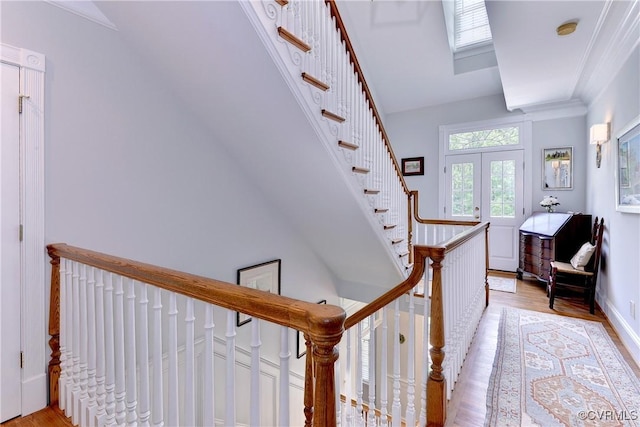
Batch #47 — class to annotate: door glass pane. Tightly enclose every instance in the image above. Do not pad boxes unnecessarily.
[449,126,519,151]
[452,162,474,216]
[490,160,515,218]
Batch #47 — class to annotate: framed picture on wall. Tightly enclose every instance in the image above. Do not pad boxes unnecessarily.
[401,157,424,176]
[542,147,573,190]
[615,116,640,213]
[236,259,281,327]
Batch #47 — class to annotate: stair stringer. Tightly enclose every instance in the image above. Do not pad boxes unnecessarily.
[239,1,411,281]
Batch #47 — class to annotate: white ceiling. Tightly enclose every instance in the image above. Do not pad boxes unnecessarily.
[336,0,639,115]
[47,0,639,116]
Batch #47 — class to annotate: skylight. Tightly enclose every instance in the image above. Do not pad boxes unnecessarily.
[454,0,492,51]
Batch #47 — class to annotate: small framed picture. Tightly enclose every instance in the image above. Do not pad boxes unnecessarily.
[543,147,573,190]
[401,157,424,176]
[236,259,281,327]
[296,300,326,358]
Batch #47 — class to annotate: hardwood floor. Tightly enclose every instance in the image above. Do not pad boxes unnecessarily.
[1,407,71,427]
[3,273,638,427]
[445,273,640,427]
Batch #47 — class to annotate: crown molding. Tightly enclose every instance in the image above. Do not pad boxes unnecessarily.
[576,0,640,105]
[43,0,117,30]
[520,99,588,121]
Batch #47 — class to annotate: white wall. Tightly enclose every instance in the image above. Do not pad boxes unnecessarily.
[1,0,341,409]
[384,94,589,218]
[586,46,640,365]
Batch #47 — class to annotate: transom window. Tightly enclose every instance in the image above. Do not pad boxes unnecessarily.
[449,126,519,151]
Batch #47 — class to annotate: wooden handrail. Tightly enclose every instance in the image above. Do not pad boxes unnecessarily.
[344,221,488,329]
[47,243,345,334]
[440,221,490,253]
[345,245,439,329]
[47,243,345,425]
[410,190,481,226]
[325,0,409,197]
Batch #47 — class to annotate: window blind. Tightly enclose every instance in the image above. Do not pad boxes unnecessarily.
[454,0,492,51]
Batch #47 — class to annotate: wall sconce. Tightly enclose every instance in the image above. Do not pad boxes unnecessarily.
[590,123,609,168]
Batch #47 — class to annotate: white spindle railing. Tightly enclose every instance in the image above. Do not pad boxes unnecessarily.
[441,230,487,398]
[336,222,488,426]
[51,253,342,427]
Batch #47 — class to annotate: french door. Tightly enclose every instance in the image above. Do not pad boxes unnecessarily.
[445,149,525,271]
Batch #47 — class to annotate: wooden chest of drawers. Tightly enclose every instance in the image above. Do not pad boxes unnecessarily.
[517,212,592,282]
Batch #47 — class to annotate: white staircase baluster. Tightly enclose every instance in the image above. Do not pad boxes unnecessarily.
[420,281,430,427]
[278,326,290,427]
[137,283,151,427]
[58,258,67,413]
[344,328,353,427]
[124,279,138,426]
[367,315,376,427]
[95,269,106,426]
[184,298,196,427]
[250,318,261,427]
[355,322,364,427]
[113,275,126,426]
[71,261,81,424]
[86,267,97,426]
[203,304,215,427]
[391,299,401,427]
[225,310,236,426]
[103,272,116,427]
[380,307,389,427]
[152,288,164,427]
[405,290,416,427]
[167,293,179,427]
[79,264,89,426]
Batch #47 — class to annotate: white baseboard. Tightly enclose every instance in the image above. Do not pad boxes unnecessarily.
[21,373,47,416]
[602,298,640,369]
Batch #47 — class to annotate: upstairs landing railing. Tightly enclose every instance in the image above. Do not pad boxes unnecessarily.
[48,222,487,426]
[47,243,345,427]
[333,221,489,427]
[240,0,415,270]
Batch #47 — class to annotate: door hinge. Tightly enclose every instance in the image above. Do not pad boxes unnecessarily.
[18,94,30,114]
[19,224,24,242]
[444,166,446,174]
[20,352,24,369]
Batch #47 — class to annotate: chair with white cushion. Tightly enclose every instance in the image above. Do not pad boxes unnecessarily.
[548,217,604,314]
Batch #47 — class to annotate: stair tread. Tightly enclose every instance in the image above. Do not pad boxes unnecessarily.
[384,224,397,230]
[302,72,329,91]
[375,208,389,213]
[338,140,359,150]
[352,166,370,174]
[391,238,404,244]
[364,189,380,195]
[321,109,346,123]
[277,27,311,52]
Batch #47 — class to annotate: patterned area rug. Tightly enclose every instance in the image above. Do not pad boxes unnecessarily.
[485,308,640,426]
[488,276,517,293]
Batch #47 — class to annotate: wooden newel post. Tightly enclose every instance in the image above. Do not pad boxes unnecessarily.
[308,307,345,427]
[47,247,61,407]
[427,252,446,427]
[408,192,414,264]
[303,333,314,427]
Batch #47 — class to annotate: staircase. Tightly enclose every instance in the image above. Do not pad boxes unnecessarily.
[238,0,414,300]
